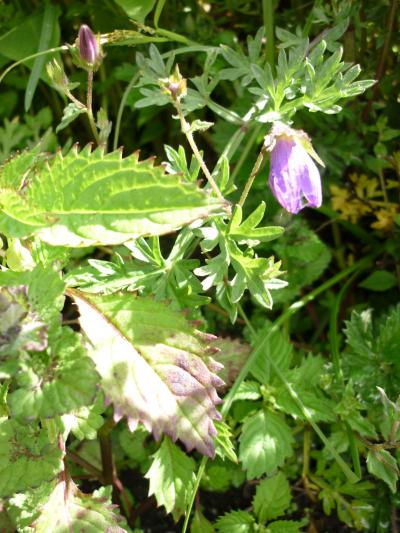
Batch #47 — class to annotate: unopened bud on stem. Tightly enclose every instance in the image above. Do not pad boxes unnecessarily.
[78,24,100,66]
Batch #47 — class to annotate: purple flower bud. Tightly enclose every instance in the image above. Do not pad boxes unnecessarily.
[78,24,99,65]
[265,123,323,214]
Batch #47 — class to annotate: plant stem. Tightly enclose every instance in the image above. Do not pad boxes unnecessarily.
[363,0,398,119]
[238,145,266,207]
[0,45,68,85]
[262,0,275,72]
[113,71,140,151]
[86,69,100,145]
[174,99,225,202]
[98,418,116,487]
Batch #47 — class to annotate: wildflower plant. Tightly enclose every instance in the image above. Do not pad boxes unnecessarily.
[0,2,399,532]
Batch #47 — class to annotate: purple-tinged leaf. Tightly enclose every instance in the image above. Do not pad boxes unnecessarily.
[70,289,224,457]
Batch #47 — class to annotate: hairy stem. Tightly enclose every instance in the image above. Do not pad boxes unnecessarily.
[86,69,100,145]
[238,145,266,207]
[174,99,225,202]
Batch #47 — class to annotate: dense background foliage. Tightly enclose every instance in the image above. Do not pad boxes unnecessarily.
[0,0,399,531]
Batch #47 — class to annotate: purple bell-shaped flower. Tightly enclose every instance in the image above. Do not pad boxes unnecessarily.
[265,123,323,214]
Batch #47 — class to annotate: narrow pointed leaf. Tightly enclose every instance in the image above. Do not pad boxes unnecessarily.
[70,289,224,456]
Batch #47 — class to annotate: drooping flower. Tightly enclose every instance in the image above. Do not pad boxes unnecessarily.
[264,122,324,214]
[78,24,100,66]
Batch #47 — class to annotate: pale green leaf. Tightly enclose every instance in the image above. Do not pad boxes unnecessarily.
[0,145,223,246]
[145,437,195,519]
[0,420,63,497]
[55,103,86,133]
[70,290,224,456]
[191,509,215,533]
[239,410,293,478]
[366,449,399,493]
[253,472,291,522]
[215,509,255,533]
[29,480,129,532]
[61,396,105,441]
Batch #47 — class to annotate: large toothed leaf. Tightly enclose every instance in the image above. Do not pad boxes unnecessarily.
[0,420,63,497]
[0,145,223,246]
[145,437,196,520]
[8,327,99,420]
[70,289,224,457]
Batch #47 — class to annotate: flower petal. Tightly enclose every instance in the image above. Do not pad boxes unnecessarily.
[292,141,322,209]
[269,138,303,214]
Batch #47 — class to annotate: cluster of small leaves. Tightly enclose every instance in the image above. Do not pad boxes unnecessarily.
[194,202,286,321]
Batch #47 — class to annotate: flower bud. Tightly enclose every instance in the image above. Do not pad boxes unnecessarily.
[160,65,187,101]
[78,24,100,65]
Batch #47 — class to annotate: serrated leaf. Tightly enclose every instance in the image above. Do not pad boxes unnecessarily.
[0,146,223,246]
[70,290,224,456]
[366,449,399,493]
[61,395,105,441]
[0,420,63,497]
[239,410,293,478]
[145,437,195,519]
[8,327,99,419]
[215,509,255,533]
[253,472,291,522]
[343,305,400,403]
[31,479,129,532]
[214,420,238,463]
